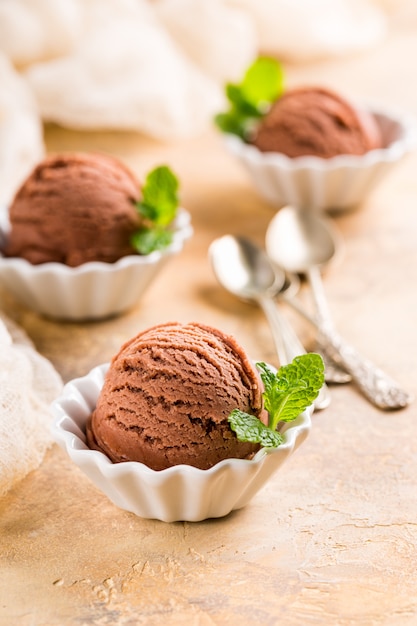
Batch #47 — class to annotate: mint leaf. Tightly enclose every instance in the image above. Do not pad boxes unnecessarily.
[131,227,173,255]
[136,165,179,227]
[214,57,284,139]
[228,410,283,448]
[225,84,262,117]
[131,165,180,255]
[214,111,249,140]
[228,353,325,449]
[240,56,284,108]
[258,355,325,431]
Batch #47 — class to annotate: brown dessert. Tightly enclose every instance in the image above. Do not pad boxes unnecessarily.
[87,322,264,470]
[252,86,382,158]
[4,152,141,266]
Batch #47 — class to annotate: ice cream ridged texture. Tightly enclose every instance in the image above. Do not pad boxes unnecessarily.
[5,152,142,266]
[87,322,264,471]
[252,86,382,158]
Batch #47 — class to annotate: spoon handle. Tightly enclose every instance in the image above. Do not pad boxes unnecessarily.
[307,267,333,326]
[258,296,287,367]
[283,295,413,410]
[259,296,331,411]
[306,267,352,384]
[317,326,413,410]
[260,296,308,365]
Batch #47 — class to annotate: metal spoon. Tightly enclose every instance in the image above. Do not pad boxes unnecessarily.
[209,234,331,411]
[265,205,413,410]
[263,212,351,385]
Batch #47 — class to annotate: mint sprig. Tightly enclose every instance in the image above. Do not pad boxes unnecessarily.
[131,165,179,255]
[214,57,284,140]
[228,410,284,448]
[228,354,325,449]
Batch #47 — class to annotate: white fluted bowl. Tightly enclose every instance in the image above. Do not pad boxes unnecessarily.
[0,208,192,321]
[224,106,416,212]
[51,363,311,523]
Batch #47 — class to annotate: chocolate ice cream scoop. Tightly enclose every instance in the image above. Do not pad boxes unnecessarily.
[4,152,142,266]
[252,86,382,158]
[87,322,264,470]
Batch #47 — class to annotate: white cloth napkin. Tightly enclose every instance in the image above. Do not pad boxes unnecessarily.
[12,0,256,140]
[226,0,387,61]
[23,0,227,139]
[0,53,45,207]
[154,0,257,84]
[0,315,63,497]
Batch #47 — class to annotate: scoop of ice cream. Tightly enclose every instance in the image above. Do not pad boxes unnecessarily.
[87,321,264,470]
[4,152,142,266]
[252,86,382,158]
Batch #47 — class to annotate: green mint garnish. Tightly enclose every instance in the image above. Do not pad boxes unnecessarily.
[137,165,179,226]
[228,354,325,449]
[228,410,284,448]
[238,57,284,108]
[131,165,179,255]
[130,228,173,256]
[214,56,284,140]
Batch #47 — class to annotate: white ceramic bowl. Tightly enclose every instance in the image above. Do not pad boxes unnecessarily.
[224,106,416,212]
[0,207,192,321]
[51,363,312,523]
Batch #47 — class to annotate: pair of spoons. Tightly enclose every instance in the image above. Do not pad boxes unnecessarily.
[209,206,412,411]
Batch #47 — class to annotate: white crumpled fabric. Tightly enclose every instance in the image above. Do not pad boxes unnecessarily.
[0,0,390,142]
[0,53,45,207]
[0,0,82,69]
[26,0,228,139]
[0,315,63,497]
[226,0,387,61]
[153,0,257,84]
[23,0,232,139]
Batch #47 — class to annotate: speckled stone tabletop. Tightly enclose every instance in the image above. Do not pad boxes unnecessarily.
[1,15,417,626]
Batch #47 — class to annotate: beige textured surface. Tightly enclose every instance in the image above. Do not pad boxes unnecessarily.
[1,18,417,625]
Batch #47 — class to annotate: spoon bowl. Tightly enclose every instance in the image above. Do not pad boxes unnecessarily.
[265,206,341,273]
[209,234,285,302]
